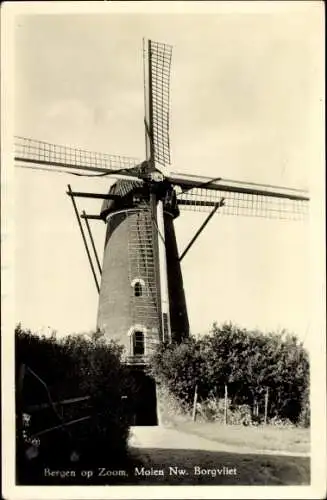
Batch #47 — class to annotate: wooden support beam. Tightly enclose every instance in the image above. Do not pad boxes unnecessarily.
[82,210,102,276]
[67,185,100,294]
[80,214,103,220]
[179,199,225,262]
[66,191,119,200]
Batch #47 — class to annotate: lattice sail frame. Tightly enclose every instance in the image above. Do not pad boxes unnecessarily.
[14,136,140,173]
[14,136,309,220]
[146,40,173,168]
[177,187,309,220]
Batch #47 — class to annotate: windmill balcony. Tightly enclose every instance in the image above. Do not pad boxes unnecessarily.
[123,354,149,366]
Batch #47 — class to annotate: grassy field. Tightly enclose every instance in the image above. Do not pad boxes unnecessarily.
[171,421,310,454]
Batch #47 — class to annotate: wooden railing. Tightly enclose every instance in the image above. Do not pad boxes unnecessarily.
[123,354,149,365]
[17,364,92,443]
[25,395,91,413]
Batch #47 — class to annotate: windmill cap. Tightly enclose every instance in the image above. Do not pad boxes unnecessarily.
[99,180,144,220]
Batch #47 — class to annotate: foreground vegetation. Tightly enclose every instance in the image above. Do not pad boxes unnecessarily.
[15,325,137,484]
[15,322,310,485]
[149,322,310,427]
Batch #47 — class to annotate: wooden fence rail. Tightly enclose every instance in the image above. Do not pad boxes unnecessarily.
[17,363,92,445]
[25,396,91,413]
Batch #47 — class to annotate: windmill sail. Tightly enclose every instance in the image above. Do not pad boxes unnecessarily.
[144,40,173,168]
[169,172,309,220]
[14,136,141,176]
[143,39,174,342]
[177,188,308,220]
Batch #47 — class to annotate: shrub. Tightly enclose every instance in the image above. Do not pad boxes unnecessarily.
[148,323,310,426]
[268,416,296,428]
[228,404,253,426]
[197,398,252,425]
[15,325,133,481]
[155,383,191,426]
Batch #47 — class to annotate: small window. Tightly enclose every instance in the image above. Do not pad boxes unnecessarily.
[134,282,143,297]
[133,331,145,356]
[131,278,145,297]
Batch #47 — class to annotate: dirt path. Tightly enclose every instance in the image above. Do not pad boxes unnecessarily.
[129,425,309,457]
[127,426,310,485]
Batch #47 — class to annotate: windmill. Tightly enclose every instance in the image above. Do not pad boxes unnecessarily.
[14,38,309,370]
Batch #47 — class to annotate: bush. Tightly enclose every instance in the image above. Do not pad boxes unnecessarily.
[268,416,296,428]
[197,398,252,425]
[155,383,191,426]
[228,404,253,426]
[148,323,310,426]
[15,325,134,481]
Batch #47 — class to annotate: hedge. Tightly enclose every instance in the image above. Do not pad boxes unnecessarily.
[148,323,310,426]
[15,325,136,483]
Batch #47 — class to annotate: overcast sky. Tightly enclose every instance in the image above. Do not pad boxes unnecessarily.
[11,3,323,347]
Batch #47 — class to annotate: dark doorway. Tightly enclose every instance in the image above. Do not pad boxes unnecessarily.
[126,370,158,426]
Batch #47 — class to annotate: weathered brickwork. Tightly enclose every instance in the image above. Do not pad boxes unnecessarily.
[97,206,189,354]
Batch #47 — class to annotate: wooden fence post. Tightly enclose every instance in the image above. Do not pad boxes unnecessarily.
[192,384,198,422]
[264,387,269,425]
[224,384,228,425]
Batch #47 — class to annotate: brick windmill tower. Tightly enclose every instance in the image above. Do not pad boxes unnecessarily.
[15,39,309,424]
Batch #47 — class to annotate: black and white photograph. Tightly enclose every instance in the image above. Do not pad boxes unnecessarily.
[1,1,325,499]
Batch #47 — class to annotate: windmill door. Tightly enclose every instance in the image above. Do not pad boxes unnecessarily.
[128,371,158,426]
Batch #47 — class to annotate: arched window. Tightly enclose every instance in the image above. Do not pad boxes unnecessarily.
[127,324,147,357]
[134,282,143,297]
[131,278,145,297]
[132,331,145,356]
